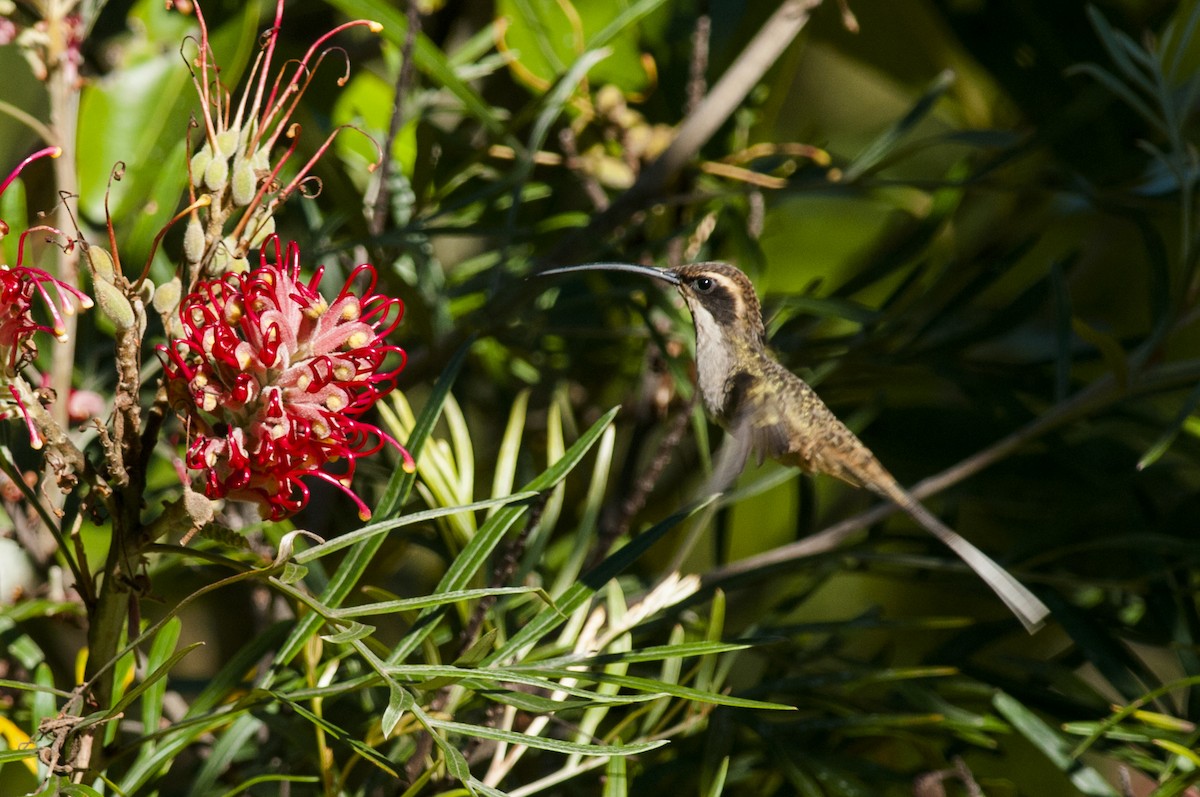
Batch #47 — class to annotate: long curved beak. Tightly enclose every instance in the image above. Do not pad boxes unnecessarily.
[539,262,681,285]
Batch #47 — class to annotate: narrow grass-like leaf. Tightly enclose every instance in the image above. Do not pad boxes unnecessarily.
[467,777,513,797]
[1137,378,1200,470]
[994,692,1119,796]
[294,493,535,562]
[1154,738,1200,768]
[83,643,203,728]
[385,663,661,703]
[588,0,668,50]
[696,590,726,695]
[1086,6,1158,97]
[0,748,37,764]
[183,715,265,797]
[523,641,750,670]
[486,496,713,666]
[377,340,473,521]
[703,756,730,797]
[187,622,289,718]
[445,390,476,504]
[428,717,667,756]
[842,69,955,182]
[524,668,793,711]
[382,682,414,739]
[57,785,104,797]
[490,389,530,515]
[320,621,376,643]
[215,775,321,797]
[334,586,544,618]
[0,678,72,698]
[603,755,628,797]
[483,691,657,713]
[641,626,684,734]
[519,399,567,578]
[551,423,614,596]
[141,617,181,742]
[387,407,620,665]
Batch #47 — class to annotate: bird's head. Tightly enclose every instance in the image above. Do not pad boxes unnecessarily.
[540,261,766,347]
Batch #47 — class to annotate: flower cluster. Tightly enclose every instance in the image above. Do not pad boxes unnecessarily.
[0,147,92,376]
[0,264,91,375]
[161,237,412,520]
[0,147,93,447]
[180,0,380,278]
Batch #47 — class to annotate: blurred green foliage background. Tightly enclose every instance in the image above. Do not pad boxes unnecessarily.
[6,0,1200,794]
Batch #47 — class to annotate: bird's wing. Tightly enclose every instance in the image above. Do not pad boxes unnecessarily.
[724,369,794,467]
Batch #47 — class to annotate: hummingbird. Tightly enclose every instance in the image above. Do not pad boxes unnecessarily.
[541,261,1049,633]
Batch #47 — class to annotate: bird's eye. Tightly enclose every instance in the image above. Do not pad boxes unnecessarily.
[694,277,715,293]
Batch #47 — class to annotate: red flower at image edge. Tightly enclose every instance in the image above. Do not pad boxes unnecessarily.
[0,147,92,448]
[160,237,414,520]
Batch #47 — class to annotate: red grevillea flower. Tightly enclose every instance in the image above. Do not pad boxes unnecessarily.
[0,147,92,375]
[0,147,93,448]
[160,236,413,520]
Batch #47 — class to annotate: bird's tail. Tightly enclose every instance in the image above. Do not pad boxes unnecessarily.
[875,478,1049,633]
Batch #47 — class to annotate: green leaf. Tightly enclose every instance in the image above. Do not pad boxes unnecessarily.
[497,0,661,92]
[523,641,750,670]
[0,748,38,764]
[334,586,544,618]
[320,621,377,644]
[84,643,203,728]
[521,668,793,711]
[1137,378,1200,470]
[293,493,537,563]
[278,562,308,585]
[993,691,1119,797]
[490,388,530,512]
[603,755,628,797]
[427,717,668,756]
[381,683,413,740]
[215,775,322,797]
[384,663,666,703]
[141,616,182,743]
[485,496,712,666]
[842,69,956,182]
[387,406,621,665]
[377,339,473,521]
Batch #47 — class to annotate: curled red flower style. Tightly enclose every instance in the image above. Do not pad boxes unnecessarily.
[160,236,413,520]
[0,265,91,373]
[0,147,93,447]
